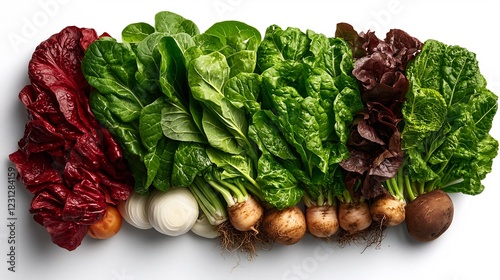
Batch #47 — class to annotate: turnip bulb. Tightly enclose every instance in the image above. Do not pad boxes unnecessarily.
[405,190,454,242]
[338,200,372,234]
[370,194,406,227]
[305,205,339,238]
[261,206,306,245]
[227,196,264,232]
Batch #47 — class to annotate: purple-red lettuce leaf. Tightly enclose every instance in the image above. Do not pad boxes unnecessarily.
[9,26,133,251]
[336,23,421,199]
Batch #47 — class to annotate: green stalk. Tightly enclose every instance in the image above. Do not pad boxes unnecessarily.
[340,189,354,204]
[237,180,264,202]
[425,180,436,193]
[205,171,248,205]
[317,191,325,206]
[405,175,417,202]
[326,189,335,206]
[384,177,398,199]
[302,193,315,208]
[217,179,247,204]
[303,188,336,208]
[206,178,236,206]
[189,177,228,226]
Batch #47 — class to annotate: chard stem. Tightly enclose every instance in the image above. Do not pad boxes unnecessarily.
[397,168,405,198]
[341,189,353,203]
[425,180,433,193]
[418,181,425,196]
[385,177,398,199]
[218,179,247,203]
[385,168,405,201]
[206,179,236,207]
[327,190,335,206]
[405,175,416,202]
[302,193,314,208]
[195,177,227,212]
[317,190,325,206]
[190,178,228,225]
[234,180,249,197]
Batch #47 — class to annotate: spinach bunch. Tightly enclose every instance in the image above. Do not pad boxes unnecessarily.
[82,11,204,194]
[82,11,306,210]
[187,22,307,209]
[254,25,363,207]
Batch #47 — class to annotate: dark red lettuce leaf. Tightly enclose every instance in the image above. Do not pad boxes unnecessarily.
[18,119,67,157]
[384,29,423,72]
[353,29,421,109]
[62,178,107,225]
[9,26,132,251]
[9,151,63,187]
[340,102,403,198]
[336,23,421,199]
[335,22,366,58]
[28,27,97,134]
[42,219,89,252]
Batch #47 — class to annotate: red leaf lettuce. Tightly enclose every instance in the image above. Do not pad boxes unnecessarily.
[9,26,132,251]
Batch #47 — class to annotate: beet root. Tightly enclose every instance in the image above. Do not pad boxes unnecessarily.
[405,190,454,242]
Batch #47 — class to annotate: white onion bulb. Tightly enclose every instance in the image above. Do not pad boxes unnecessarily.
[147,188,199,236]
[191,213,219,239]
[118,192,152,230]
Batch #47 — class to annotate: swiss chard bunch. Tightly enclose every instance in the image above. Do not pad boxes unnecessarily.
[393,39,498,199]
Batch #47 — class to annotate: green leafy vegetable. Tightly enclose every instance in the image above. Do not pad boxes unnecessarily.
[82,11,202,193]
[154,11,199,36]
[390,39,498,199]
[122,22,155,43]
[172,143,212,187]
[257,25,362,207]
[82,11,497,245]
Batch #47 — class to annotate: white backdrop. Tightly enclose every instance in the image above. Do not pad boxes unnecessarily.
[1,1,499,279]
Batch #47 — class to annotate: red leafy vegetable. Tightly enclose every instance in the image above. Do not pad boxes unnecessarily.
[9,26,133,251]
[336,23,422,199]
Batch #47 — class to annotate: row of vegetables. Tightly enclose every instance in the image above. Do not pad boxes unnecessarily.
[9,11,498,255]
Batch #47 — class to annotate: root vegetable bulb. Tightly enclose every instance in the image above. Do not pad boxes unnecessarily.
[305,205,339,238]
[147,188,199,236]
[191,214,219,239]
[118,192,152,230]
[405,190,454,242]
[228,196,264,232]
[370,194,406,227]
[261,206,306,245]
[338,201,372,234]
[88,205,122,239]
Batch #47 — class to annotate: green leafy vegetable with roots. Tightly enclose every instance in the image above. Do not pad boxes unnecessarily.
[256,25,363,238]
[79,10,498,247]
[386,39,498,241]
